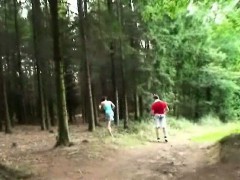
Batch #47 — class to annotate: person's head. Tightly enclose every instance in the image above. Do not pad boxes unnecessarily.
[153,94,159,100]
[101,96,107,101]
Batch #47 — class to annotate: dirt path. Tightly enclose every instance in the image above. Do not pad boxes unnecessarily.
[29,138,210,180]
[35,137,240,180]
[1,125,240,180]
[80,140,208,180]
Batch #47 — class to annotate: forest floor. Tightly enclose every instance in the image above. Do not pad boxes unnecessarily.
[0,121,240,180]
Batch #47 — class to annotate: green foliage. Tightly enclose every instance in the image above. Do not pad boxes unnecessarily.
[198,113,222,126]
[140,0,240,121]
[168,116,194,130]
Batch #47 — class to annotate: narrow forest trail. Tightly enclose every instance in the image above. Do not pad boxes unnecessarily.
[1,125,240,180]
[33,136,240,180]
[27,138,206,180]
[81,140,208,180]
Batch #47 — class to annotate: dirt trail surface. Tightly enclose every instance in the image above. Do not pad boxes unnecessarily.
[0,125,240,180]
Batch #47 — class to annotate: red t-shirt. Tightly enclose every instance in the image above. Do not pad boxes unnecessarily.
[151,100,167,114]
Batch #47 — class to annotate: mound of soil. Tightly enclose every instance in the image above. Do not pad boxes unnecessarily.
[0,164,32,180]
[219,134,240,163]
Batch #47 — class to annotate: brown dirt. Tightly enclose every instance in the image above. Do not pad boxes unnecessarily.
[0,125,239,180]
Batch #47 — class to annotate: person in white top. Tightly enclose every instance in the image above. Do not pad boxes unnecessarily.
[99,96,115,137]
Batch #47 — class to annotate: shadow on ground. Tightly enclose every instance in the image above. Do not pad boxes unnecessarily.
[0,164,33,180]
[179,134,240,180]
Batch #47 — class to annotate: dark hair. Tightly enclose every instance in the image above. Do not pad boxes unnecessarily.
[153,94,159,100]
[101,96,107,101]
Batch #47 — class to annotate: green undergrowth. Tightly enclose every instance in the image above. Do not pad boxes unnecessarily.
[93,115,240,147]
[191,114,240,142]
[191,123,240,143]
[94,120,155,147]
[93,116,195,147]
[172,114,240,143]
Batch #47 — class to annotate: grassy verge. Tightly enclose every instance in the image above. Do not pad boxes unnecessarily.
[93,116,197,147]
[191,123,240,143]
[93,115,240,146]
[190,114,240,142]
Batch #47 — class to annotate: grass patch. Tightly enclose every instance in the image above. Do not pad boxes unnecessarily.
[93,115,240,146]
[191,123,240,143]
[93,120,155,147]
[94,116,196,147]
[168,116,195,130]
[198,114,223,126]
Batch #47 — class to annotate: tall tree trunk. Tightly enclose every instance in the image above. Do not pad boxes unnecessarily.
[81,89,87,124]
[45,99,51,130]
[83,98,87,123]
[48,0,71,146]
[13,0,26,124]
[0,114,2,131]
[134,91,140,120]
[107,0,120,126]
[31,0,47,130]
[139,95,143,118]
[194,88,200,120]
[4,0,14,127]
[48,62,57,127]
[77,0,95,131]
[0,62,4,132]
[93,94,99,126]
[43,0,54,127]
[0,57,12,134]
[119,41,129,127]
[92,87,100,126]
[112,62,120,125]
[122,87,129,128]
[5,55,13,126]
[117,0,128,128]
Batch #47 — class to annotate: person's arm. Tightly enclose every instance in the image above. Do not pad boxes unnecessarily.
[111,101,115,109]
[164,103,169,114]
[150,104,154,116]
[99,102,103,110]
[151,110,154,116]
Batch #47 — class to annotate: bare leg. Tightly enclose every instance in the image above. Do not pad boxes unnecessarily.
[163,127,167,137]
[107,121,113,137]
[163,127,168,142]
[156,127,160,140]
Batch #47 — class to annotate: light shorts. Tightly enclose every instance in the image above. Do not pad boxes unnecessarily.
[105,111,114,121]
[154,114,166,128]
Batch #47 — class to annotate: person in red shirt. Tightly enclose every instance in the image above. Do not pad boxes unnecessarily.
[151,94,169,142]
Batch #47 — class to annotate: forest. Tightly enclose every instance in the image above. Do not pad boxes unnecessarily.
[0,0,240,179]
[0,0,239,143]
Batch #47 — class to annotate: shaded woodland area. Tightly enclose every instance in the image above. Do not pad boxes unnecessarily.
[0,0,240,146]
